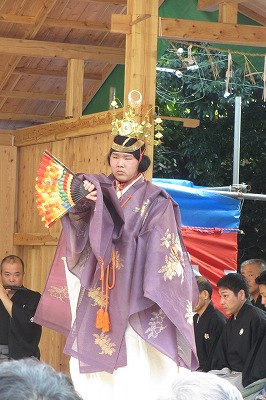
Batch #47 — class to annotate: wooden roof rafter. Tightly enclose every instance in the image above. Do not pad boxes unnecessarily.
[197,0,246,11]
[158,18,266,47]
[0,37,125,63]
[13,68,103,81]
[197,0,266,25]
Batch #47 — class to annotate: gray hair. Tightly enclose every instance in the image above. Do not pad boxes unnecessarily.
[240,259,266,272]
[158,372,243,400]
[0,358,82,400]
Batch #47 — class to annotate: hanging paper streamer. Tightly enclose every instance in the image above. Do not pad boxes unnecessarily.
[225,52,232,98]
[184,44,194,65]
[35,151,88,228]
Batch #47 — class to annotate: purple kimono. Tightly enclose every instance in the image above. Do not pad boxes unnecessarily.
[35,173,199,373]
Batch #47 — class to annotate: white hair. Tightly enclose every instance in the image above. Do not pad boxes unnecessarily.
[158,371,243,400]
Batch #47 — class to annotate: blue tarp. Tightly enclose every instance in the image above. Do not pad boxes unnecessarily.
[153,178,241,229]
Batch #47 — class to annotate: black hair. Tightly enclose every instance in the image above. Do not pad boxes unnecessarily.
[217,272,249,298]
[196,276,213,299]
[108,136,151,173]
[255,270,266,285]
[0,255,25,273]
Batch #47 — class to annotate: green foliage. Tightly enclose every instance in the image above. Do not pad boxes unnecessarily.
[154,43,266,262]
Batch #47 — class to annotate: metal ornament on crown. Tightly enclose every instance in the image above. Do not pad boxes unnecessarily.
[110,90,164,152]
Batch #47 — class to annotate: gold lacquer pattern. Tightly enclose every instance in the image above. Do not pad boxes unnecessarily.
[88,286,105,306]
[114,250,124,270]
[93,333,116,355]
[133,199,151,223]
[48,285,69,301]
[159,229,184,282]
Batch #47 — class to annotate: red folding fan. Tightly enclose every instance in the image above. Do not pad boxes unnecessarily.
[35,150,88,228]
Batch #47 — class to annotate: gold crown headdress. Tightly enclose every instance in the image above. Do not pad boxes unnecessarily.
[110,90,163,152]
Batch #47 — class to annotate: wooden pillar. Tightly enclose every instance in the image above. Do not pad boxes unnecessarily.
[219,2,238,24]
[124,1,159,179]
[111,1,158,179]
[65,59,84,118]
[0,145,17,257]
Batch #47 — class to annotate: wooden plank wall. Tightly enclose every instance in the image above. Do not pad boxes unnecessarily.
[6,131,113,373]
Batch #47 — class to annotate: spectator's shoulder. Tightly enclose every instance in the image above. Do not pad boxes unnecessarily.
[246,301,266,322]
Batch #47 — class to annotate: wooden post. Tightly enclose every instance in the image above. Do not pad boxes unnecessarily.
[124,0,159,180]
[65,59,84,118]
[0,145,17,257]
[219,2,238,24]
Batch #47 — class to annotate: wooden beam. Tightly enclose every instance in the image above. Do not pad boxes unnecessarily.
[80,0,127,3]
[44,18,110,31]
[13,67,103,81]
[0,90,65,101]
[0,14,35,24]
[0,37,125,64]
[111,14,132,34]
[198,0,246,12]
[0,14,112,32]
[65,59,84,118]
[0,112,60,123]
[159,18,266,47]
[0,129,14,134]
[13,232,60,246]
[0,132,14,145]
[219,2,238,24]
[238,4,266,26]
[14,109,124,147]
[160,116,200,128]
[0,0,58,94]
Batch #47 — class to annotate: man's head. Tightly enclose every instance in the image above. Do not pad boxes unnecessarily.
[108,136,151,182]
[217,273,249,316]
[0,255,24,288]
[0,358,82,400]
[255,270,266,308]
[192,276,213,316]
[157,370,243,400]
[240,259,266,301]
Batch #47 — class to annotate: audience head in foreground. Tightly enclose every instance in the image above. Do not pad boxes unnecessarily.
[158,371,243,400]
[0,358,82,400]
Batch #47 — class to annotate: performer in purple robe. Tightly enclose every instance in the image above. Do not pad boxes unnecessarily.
[35,105,199,399]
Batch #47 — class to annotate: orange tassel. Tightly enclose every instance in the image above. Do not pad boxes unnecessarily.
[95,252,116,333]
[96,308,104,329]
[102,310,110,333]
[96,257,105,330]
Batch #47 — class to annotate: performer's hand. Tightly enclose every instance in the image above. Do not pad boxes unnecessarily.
[83,180,97,202]
[0,283,9,301]
[0,283,13,315]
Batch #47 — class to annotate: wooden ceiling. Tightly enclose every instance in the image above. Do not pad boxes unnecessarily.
[0,0,265,132]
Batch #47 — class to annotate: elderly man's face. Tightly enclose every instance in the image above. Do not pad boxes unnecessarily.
[241,263,261,298]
